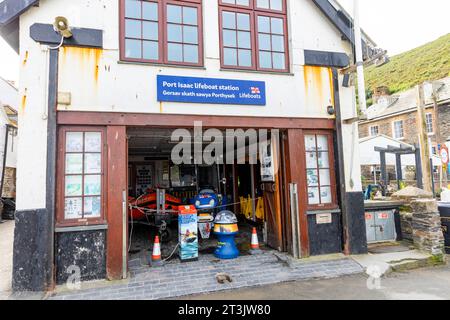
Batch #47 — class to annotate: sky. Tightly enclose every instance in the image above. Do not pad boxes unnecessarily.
[0,0,449,84]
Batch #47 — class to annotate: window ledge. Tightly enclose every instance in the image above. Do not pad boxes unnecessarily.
[306,208,341,215]
[118,60,207,70]
[220,68,294,76]
[55,224,108,233]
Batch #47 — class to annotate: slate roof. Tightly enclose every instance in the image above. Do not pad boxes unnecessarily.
[365,76,450,121]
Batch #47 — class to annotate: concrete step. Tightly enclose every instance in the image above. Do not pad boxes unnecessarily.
[352,250,446,277]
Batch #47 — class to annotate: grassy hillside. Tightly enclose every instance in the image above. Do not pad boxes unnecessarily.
[365,34,450,95]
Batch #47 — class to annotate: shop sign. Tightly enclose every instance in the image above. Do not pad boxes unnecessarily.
[316,213,332,224]
[157,75,266,106]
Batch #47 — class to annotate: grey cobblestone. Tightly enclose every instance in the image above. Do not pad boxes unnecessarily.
[48,251,363,300]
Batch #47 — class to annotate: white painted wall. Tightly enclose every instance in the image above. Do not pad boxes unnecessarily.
[16,0,361,210]
[0,78,18,171]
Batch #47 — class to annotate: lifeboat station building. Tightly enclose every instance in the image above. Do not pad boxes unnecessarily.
[0,0,379,292]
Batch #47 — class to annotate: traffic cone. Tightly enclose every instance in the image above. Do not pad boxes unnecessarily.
[151,235,163,267]
[249,227,262,255]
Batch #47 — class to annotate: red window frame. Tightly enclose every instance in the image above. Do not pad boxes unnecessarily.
[218,0,289,72]
[303,130,338,211]
[56,127,107,228]
[120,0,204,67]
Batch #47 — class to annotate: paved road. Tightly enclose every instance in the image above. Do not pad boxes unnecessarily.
[0,220,14,300]
[181,263,450,300]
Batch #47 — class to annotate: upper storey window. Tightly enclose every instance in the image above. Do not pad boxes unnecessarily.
[120,0,203,66]
[219,0,288,72]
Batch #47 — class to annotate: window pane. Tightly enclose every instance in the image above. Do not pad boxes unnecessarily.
[257,0,270,9]
[308,187,320,205]
[272,35,284,52]
[321,187,332,204]
[272,52,285,69]
[305,135,316,151]
[222,11,236,29]
[223,30,237,47]
[143,41,159,60]
[237,31,251,49]
[65,197,82,219]
[84,153,102,174]
[258,16,270,33]
[84,197,101,218]
[168,24,182,42]
[84,175,101,196]
[125,39,141,58]
[143,21,158,40]
[306,152,317,168]
[66,132,83,152]
[125,19,141,38]
[318,152,329,168]
[167,43,183,62]
[316,135,328,151]
[65,175,82,197]
[143,1,158,20]
[85,132,102,152]
[271,0,283,11]
[66,154,83,174]
[183,26,198,44]
[224,48,237,66]
[183,44,199,63]
[183,7,197,25]
[307,169,319,187]
[238,49,252,67]
[167,5,182,23]
[125,0,141,19]
[271,17,284,34]
[237,0,250,5]
[258,33,271,50]
[259,51,272,68]
[236,13,250,31]
[319,169,331,186]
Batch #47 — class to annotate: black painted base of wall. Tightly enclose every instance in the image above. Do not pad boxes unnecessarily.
[56,230,106,285]
[308,212,342,256]
[344,192,368,255]
[12,209,52,292]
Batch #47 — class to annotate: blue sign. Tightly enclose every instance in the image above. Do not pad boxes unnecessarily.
[157,75,266,106]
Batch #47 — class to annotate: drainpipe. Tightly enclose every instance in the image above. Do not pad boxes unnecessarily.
[354,0,367,115]
[0,124,12,223]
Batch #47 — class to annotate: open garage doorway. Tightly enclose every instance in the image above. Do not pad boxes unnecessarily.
[126,127,288,265]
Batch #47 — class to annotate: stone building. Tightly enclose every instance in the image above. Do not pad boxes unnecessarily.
[359,77,450,185]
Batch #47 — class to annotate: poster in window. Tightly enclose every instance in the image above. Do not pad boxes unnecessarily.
[84,132,102,152]
[170,165,181,187]
[84,196,101,217]
[65,197,82,219]
[84,175,101,196]
[66,132,83,152]
[307,169,318,186]
[321,186,332,204]
[308,187,320,205]
[316,135,328,151]
[306,152,317,168]
[260,139,275,182]
[136,165,153,194]
[65,154,83,174]
[304,135,316,151]
[65,175,82,196]
[318,152,329,168]
[84,153,101,174]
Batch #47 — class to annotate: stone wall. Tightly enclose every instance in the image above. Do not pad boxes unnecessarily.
[2,167,16,198]
[410,199,445,256]
[359,107,438,152]
[436,103,450,141]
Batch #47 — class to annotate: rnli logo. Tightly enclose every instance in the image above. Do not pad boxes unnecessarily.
[250,87,261,94]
